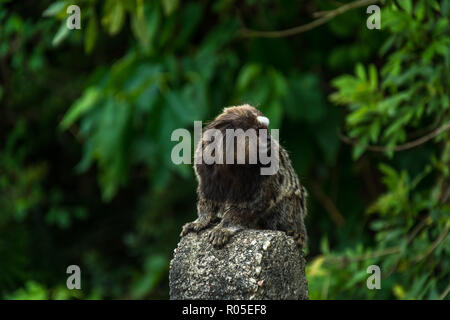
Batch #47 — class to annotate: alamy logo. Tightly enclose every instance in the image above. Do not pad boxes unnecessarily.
[66,5,81,30]
[366,265,381,289]
[66,265,81,290]
[171,121,280,175]
[366,5,381,29]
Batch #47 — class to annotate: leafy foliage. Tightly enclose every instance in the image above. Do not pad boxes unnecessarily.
[0,0,448,299]
[316,0,450,299]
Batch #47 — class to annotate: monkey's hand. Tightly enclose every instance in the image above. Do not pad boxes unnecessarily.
[180,216,211,237]
[207,225,241,248]
[206,209,248,248]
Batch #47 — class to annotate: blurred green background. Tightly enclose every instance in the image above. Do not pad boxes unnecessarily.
[0,0,449,299]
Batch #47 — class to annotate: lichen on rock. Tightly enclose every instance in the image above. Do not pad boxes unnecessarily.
[169,229,309,300]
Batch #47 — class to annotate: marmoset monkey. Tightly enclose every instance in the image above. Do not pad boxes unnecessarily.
[181,104,308,248]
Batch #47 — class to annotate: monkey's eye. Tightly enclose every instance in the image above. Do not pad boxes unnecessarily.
[257,116,270,127]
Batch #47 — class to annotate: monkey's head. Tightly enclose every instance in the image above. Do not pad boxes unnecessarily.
[209,104,270,131]
[195,104,275,203]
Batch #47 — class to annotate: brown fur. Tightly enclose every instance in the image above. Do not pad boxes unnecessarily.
[180,104,308,248]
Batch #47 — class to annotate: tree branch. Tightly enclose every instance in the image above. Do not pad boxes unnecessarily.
[240,0,380,38]
[323,215,431,265]
[340,122,450,153]
[324,246,400,265]
[440,284,450,300]
[413,227,449,263]
[309,180,345,226]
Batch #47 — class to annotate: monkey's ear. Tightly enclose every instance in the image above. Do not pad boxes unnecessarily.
[257,116,270,127]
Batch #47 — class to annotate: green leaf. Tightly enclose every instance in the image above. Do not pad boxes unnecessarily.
[353,140,367,160]
[368,65,378,90]
[320,236,330,254]
[398,0,412,14]
[414,1,426,21]
[161,0,179,16]
[52,21,70,47]
[146,5,160,49]
[172,3,203,49]
[131,13,148,48]
[94,98,132,201]
[106,1,125,35]
[131,5,160,50]
[355,63,366,81]
[42,1,66,17]
[85,12,98,54]
[60,88,102,129]
[236,64,261,91]
[131,255,167,299]
[166,88,205,125]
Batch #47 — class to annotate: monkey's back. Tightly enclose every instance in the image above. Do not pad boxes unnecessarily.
[257,147,307,236]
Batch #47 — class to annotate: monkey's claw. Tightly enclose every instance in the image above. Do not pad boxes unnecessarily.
[180,221,207,237]
[207,227,232,248]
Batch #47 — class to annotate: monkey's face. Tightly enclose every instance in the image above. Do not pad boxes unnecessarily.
[195,105,275,202]
[202,104,272,166]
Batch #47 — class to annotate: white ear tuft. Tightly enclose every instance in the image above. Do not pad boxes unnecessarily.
[257,116,270,127]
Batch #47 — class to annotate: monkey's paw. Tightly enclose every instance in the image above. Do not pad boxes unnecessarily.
[207,227,233,248]
[180,221,208,237]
